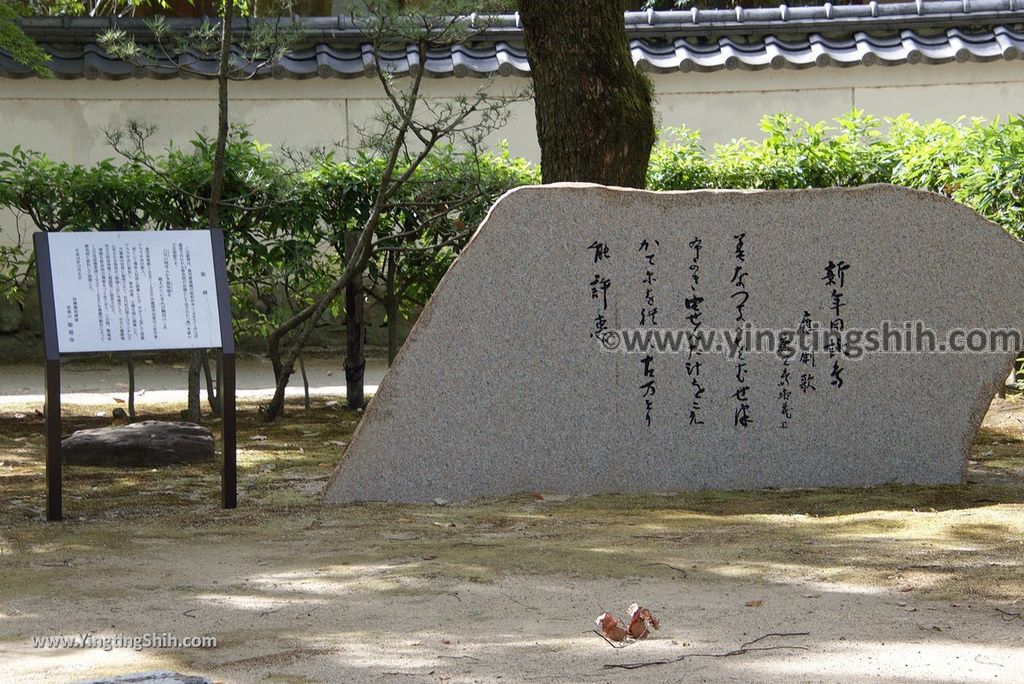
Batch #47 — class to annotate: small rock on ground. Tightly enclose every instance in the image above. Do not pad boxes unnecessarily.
[72,672,212,684]
[61,421,215,467]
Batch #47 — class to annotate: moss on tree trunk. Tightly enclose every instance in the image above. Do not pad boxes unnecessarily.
[520,0,656,188]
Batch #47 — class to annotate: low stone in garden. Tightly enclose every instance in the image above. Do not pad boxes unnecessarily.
[325,183,1024,503]
[62,421,215,467]
[72,672,212,684]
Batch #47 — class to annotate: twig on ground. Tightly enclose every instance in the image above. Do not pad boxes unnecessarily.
[995,607,1022,621]
[631,534,693,542]
[640,561,689,577]
[500,592,536,610]
[604,633,810,671]
[740,631,811,649]
[974,654,1004,667]
[452,541,498,548]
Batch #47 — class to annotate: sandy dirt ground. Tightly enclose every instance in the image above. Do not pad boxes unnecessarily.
[1,393,1023,683]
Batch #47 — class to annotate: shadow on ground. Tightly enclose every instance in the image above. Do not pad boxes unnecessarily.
[1,395,1023,682]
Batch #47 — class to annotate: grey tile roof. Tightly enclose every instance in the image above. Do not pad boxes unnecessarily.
[3,0,1024,79]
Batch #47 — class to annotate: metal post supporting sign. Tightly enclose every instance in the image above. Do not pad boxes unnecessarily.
[33,229,236,521]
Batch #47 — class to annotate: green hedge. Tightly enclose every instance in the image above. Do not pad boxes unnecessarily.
[0,128,539,335]
[648,109,1024,239]
[3,110,1024,336]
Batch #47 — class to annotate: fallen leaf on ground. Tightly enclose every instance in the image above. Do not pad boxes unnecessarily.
[595,612,628,642]
[627,604,661,639]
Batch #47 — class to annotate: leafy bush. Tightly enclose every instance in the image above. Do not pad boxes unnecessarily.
[648,110,1024,240]
[0,128,537,338]
[647,126,711,191]
[5,109,1024,340]
[890,116,1024,239]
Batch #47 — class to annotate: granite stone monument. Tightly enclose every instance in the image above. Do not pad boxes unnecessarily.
[325,184,1024,503]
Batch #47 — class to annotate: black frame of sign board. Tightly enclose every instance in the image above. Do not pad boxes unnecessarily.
[33,229,237,522]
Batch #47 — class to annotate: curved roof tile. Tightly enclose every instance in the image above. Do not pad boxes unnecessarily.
[3,1,1024,79]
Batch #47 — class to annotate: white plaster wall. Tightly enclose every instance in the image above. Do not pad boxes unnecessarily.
[0,76,539,166]
[2,59,1024,245]
[653,61,1024,143]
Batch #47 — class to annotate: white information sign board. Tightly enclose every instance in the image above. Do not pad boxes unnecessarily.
[34,228,237,521]
[45,230,223,353]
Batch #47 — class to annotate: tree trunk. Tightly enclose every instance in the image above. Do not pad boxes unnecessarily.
[519,0,656,188]
[299,356,311,411]
[385,250,400,366]
[202,351,221,417]
[262,52,422,423]
[186,350,203,423]
[126,352,137,421]
[345,231,366,410]
[185,0,232,424]
[208,0,233,233]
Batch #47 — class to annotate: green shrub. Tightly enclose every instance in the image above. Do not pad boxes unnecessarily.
[4,110,1024,337]
[0,128,537,337]
[649,110,1024,240]
[647,126,711,190]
